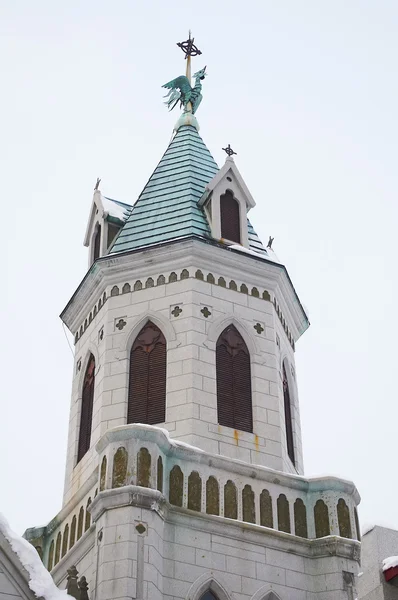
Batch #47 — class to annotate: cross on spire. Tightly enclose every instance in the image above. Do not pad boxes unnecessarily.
[222,144,237,157]
[177,31,202,59]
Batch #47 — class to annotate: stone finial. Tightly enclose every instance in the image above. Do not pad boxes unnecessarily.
[66,566,79,600]
[78,576,89,600]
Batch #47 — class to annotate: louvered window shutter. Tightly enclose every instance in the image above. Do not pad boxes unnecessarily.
[283,364,295,465]
[93,225,101,261]
[128,322,166,425]
[216,325,252,433]
[77,355,95,463]
[220,191,240,243]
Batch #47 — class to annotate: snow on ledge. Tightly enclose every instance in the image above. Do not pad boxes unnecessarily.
[229,244,281,264]
[102,196,130,222]
[383,556,398,572]
[134,423,205,453]
[0,513,72,600]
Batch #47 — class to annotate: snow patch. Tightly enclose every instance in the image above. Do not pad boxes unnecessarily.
[383,556,398,572]
[102,196,130,222]
[0,513,72,600]
[133,423,205,453]
[229,243,281,264]
[229,244,267,258]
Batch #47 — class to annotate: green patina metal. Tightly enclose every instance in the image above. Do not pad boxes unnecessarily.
[163,67,207,114]
[108,124,266,257]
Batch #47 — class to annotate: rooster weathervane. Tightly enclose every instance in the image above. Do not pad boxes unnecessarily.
[162,32,207,115]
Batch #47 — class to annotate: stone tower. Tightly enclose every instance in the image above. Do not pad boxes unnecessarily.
[25,39,361,600]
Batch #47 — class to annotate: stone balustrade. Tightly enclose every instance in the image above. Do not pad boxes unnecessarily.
[96,424,360,542]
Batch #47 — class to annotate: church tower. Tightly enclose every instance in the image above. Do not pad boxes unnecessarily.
[26,36,361,600]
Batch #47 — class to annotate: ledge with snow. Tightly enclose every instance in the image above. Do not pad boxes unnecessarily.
[383,556,398,586]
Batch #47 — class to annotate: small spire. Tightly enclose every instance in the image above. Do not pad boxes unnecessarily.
[94,177,101,191]
[267,236,274,249]
[222,144,237,158]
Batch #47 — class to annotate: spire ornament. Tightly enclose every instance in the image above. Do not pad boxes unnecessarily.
[222,144,237,157]
[162,32,206,125]
[177,32,202,59]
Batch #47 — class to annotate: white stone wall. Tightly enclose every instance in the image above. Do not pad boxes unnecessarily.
[63,259,304,506]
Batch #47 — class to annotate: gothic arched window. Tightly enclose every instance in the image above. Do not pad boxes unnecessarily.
[200,593,219,600]
[93,224,101,262]
[128,322,166,425]
[216,325,252,433]
[77,354,95,463]
[283,362,295,465]
[220,190,240,243]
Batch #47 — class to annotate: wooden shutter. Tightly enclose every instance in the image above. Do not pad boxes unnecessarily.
[128,322,166,425]
[216,325,252,433]
[93,225,101,261]
[220,191,240,243]
[77,354,95,463]
[283,364,295,465]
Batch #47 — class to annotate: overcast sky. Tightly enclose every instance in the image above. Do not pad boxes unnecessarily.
[1,1,397,535]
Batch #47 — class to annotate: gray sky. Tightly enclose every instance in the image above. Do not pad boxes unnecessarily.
[1,1,397,535]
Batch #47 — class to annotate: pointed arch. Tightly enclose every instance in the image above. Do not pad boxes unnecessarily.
[314,499,330,538]
[186,573,232,600]
[128,321,166,424]
[61,524,69,558]
[54,532,61,565]
[69,515,76,549]
[123,310,177,354]
[77,353,95,463]
[337,498,352,538]
[206,314,260,356]
[282,360,295,465]
[216,325,252,432]
[77,345,99,399]
[250,586,283,600]
[277,493,290,533]
[47,540,54,571]
[77,506,84,540]
[220,189,240,243]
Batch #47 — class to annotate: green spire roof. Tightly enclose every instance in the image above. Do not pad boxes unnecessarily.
[109,123,267,256]
[110,124,218,254]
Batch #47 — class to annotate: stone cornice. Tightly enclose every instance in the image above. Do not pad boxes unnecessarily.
[60,238,309,340]
[96,425,360,503]
[89,484,360,563]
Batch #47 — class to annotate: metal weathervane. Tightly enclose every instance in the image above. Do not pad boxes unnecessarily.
[162,32,207,115]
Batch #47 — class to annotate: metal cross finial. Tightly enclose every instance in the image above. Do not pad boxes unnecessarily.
[222,144,237,157]
[94,177,101,191]
[177,31,202,59]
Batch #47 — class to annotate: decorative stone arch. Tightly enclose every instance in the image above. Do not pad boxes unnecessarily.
[121,310,178,357]
[77,344,100,398]
[205,313,261,357]
[250,587,283,600]
[186,573,232,600]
